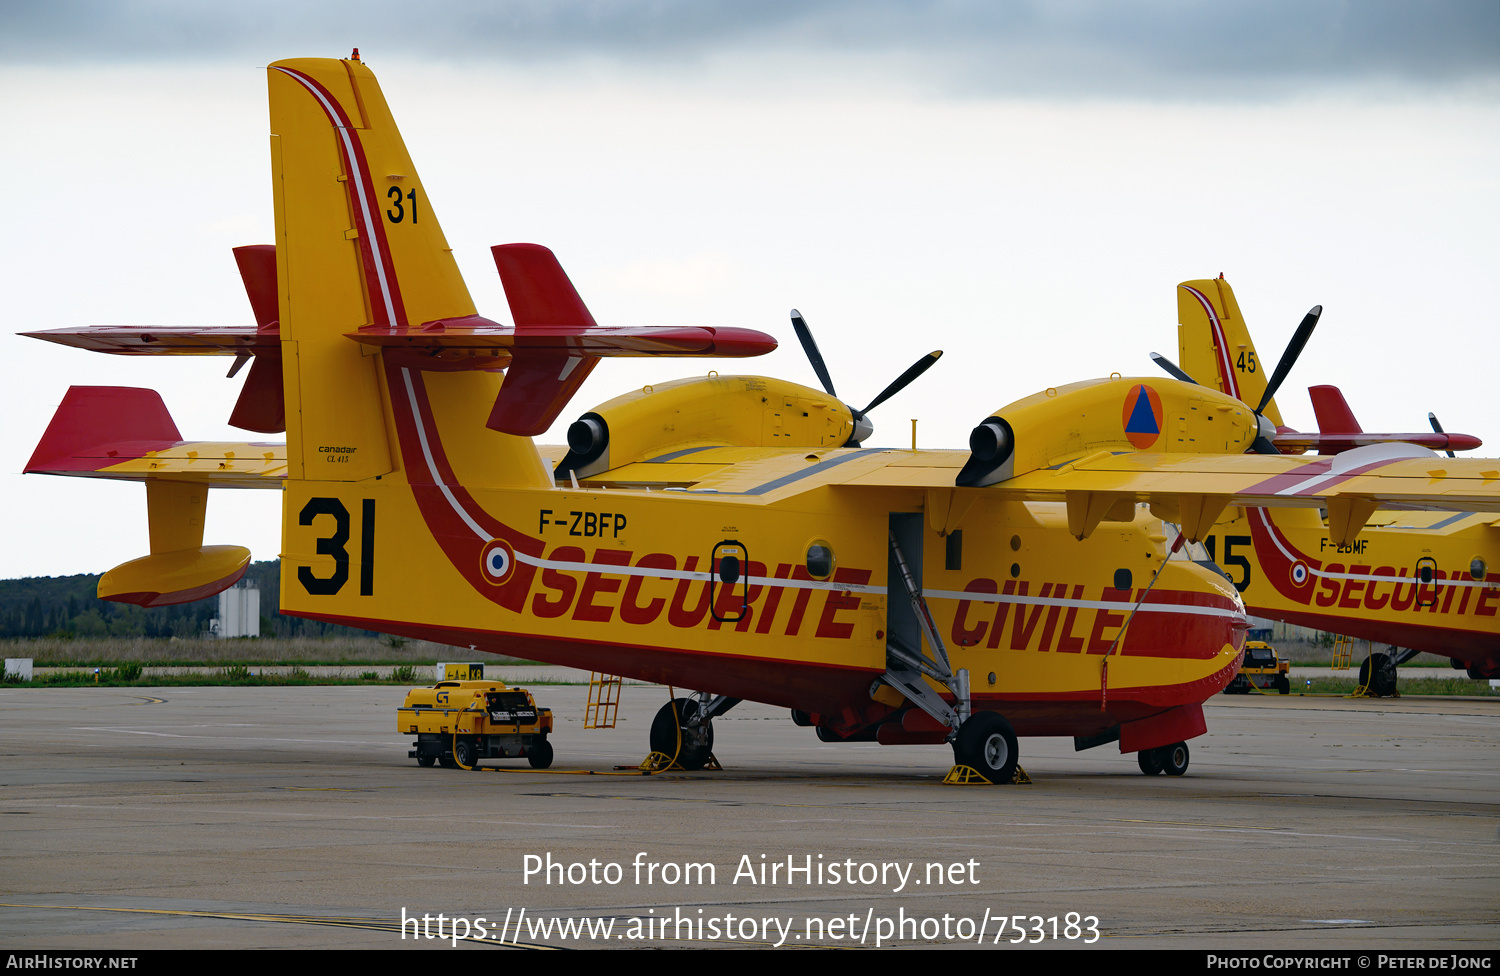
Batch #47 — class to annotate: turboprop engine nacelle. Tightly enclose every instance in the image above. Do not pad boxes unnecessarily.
[957,376,1257,487]
[556,374,856,479]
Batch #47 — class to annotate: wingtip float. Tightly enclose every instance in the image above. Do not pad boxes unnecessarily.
[24,54,1500,779]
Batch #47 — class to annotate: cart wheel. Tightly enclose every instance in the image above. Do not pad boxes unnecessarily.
[1275,675,1290,695]
[453,736,479,770]
[527,739,554,770]
[1137,749,1164,775]
[417,756,435,768]
[439,754,457,769]
[1162,741,1190,776]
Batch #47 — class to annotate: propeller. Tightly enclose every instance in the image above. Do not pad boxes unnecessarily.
[1150,305,1322,456]
[790,309,942,446]
[1429,412,1457,458]
[1243,305,1321,454]
[1148,351,1197,386]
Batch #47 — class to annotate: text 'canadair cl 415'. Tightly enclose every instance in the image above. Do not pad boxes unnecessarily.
[24,55,1500,782]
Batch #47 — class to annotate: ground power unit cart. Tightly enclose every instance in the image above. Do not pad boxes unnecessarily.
[398,680,554,769]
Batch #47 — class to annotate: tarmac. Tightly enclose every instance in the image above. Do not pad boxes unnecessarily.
[0,682,1496,950]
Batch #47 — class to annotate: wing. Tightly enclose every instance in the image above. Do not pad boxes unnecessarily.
[567,441,1500,547]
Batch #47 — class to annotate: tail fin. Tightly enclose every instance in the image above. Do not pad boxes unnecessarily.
[1308,385,1362,435]
[268,56,477,481]
[1176,276,1285,427]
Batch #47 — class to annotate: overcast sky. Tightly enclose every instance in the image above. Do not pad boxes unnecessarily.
[3,1,1497,578]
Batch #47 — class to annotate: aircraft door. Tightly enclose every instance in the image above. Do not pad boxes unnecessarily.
[1415,556,1438,608]
[710,539,749,623]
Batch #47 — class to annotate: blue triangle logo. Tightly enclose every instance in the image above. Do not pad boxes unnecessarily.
[1125,389,1158,434]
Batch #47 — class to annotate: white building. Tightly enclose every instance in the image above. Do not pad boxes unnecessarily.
[213,582,260,638]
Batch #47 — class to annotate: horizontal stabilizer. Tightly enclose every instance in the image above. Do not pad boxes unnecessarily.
[348,316,773,365]
[1289,385,1481,454]
[1273,430,1483,454]
[22,324,275,355]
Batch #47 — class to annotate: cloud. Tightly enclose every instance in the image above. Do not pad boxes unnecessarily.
[4,0,1496,99]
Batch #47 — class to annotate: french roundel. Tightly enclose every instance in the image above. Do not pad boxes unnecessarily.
[480,538,516,585]
[1122,384,1164,449]
[1289,560,1309,587]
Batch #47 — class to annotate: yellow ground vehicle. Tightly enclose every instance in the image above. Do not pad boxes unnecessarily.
[1224,641,1291,695]
[398,680,554,769]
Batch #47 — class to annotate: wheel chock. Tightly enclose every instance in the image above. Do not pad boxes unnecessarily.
[943,764,1032,785]
[944,764,990,785]
[632,751,676,771]
[629,751,725,772]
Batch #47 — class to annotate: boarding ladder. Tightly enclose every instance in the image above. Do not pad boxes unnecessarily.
[1331,634,1355,671]
[584,672,623,729]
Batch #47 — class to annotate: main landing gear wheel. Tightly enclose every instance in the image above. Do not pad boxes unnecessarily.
[527,738,554,769]
[453,736,478,770]
[1161,741,1190,776]
[650,698,714,770]
[1360,652,1398,697]
[1138,742,1190,776]
[952,712,1019,784]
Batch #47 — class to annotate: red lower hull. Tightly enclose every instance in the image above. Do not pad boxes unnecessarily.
[1249,604,1500,673]
[296,610,1235,744]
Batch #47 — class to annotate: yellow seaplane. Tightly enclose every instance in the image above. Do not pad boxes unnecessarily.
[24,56,1500,782]
[1154,276,1499,692]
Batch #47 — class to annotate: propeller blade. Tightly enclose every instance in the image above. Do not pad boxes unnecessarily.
[1149,352,1198,385]
[1430,412,1456,458]
[790,310,837,398]
[1255,305,1321,416]
[854,350,943,419]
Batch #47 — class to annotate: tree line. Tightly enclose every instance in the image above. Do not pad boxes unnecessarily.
[0,561,370,639]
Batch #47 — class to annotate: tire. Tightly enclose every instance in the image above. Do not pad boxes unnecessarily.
[439,754,457,769]
[452,736,479,770]
[527,738,554,770]
[1275,675,1290,695]
[1161,741,1190,776]
[417,756,435,768]
[952,712,1019,784]
[1359,652,1398,697]
[650,698,714,770]
[1137,749,1164,775]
